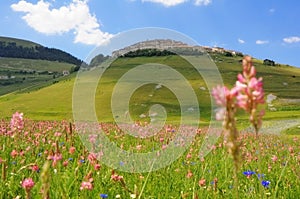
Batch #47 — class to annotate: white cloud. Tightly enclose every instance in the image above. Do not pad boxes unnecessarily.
[11,0,113,46]
[142,0,187,7]
[256,40,269,45]
[238,38,245,44]
[194,0,211,6]
[142,0,211,6]
[283,36,300,44]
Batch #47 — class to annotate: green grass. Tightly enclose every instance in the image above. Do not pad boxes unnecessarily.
[0,57,74,72]
[281,125,300,135]
[0,54,300,123]
[0,57,76,95]
[0,36,40,48]
[1,119,300,198]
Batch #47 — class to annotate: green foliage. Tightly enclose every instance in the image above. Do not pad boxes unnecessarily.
[0,36,82,66]
[122,48,176,57]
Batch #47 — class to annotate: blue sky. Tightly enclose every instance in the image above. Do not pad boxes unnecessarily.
[1,0,300,67]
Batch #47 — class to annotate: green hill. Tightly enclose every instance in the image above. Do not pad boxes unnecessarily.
[0,36,81,95]
[0,53,299,124]
[0,36,82,65]
[0,36,40,48]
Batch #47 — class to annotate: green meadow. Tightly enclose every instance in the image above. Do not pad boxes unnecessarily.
[1,54,300,126]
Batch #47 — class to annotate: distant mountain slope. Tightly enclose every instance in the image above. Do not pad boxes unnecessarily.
[0,36,82,66]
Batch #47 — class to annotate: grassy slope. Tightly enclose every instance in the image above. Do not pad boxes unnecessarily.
[0,58,75,95]
[0,54,300,124]
[0,36,40,48]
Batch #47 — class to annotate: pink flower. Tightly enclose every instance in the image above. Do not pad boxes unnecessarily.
[51,153,62,167]
[22,178,35,190]
[186,170,193,178]
[11,149,18,158]
[80,181,93,191]
[88,153,97,164]
[63,160,69,167]
[31,165,39,172]
[94,164,101,170]
[54,132,62,137]
[271,155,278,162]
[69,146,76,154]
[111,170,123,182]
[10,112,24,132]
[186,153,192,159]
[198,178,206,187]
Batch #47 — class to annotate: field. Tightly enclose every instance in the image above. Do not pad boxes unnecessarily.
[0,114,300,198]
[0,57,76,96]
[0,54,300,198]
[1,54,300,122]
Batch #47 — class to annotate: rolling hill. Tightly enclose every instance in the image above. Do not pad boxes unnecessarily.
[0,36,81,95]
[0,50,299,126]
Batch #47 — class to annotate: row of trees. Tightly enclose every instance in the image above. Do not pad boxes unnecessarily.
[0,41,83,66]
[122,48,176,57]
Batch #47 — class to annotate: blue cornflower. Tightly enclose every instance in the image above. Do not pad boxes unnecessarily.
[100,194,108,198]
[261,180,270,188]
[80,159,85,163]
[68,158,73,161]
[59,142,65,146]
[243,170,255,178]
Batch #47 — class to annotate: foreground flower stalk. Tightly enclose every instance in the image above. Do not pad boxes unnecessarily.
[212,56,265,198]
[22,178,35,199]
[236,56,265,137]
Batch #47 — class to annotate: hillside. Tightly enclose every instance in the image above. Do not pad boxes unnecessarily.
[0,36,82,66]
[0,36,82,95]
[0,53,299,124]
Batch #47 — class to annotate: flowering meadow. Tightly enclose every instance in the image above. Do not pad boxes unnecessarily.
[0,112,300,198]
[1,56,300,198]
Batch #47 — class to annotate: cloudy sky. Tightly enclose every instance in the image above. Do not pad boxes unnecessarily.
[1,0,300,67]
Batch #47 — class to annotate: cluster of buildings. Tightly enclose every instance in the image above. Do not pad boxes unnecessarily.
[112,39,243,57]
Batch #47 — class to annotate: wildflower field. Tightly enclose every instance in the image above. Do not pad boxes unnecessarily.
[0,112,300,199]
[1,56,300,199]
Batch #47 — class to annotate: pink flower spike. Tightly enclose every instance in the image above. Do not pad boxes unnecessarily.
[22,178,35,190]
[237,73,246,83]
[80,181,93,191]
[249,66,256,77]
